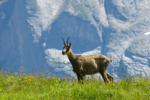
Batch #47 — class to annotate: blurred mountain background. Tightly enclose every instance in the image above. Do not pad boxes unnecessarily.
[0,0,150,79]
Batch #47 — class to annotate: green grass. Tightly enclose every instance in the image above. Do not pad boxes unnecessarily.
[0,71,150,100]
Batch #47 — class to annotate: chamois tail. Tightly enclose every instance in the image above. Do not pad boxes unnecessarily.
[110,58,113,62]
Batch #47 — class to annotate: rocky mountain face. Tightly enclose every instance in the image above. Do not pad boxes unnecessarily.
[0,0,150,79]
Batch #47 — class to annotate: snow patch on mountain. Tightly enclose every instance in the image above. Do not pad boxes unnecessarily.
[26,0,68,42]
[0,0,8,5]
[26,0,109,42]
[144,32,150,36]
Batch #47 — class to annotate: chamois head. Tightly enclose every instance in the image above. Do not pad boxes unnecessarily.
[62,37,71,55]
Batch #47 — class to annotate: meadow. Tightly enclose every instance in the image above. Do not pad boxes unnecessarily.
[0,71,150,100]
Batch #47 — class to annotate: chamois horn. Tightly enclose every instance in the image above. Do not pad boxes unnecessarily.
[62,37,66,46]
[67,37,70,45]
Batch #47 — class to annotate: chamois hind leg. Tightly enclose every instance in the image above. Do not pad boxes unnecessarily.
[77,74,81,82]
[80,74,86,84]
[77,74,84,84]
[106,72,114,82]
[100,71,109,83]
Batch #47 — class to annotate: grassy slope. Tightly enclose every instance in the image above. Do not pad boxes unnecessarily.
[0,72,150,100]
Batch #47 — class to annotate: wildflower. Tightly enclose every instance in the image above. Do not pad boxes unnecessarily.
[29,75,33,78]
[11,76,13,78]
[19,78,21,81]
[24,77,27,79]
[29,79,32,82]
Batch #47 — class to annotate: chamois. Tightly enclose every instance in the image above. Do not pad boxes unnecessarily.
[62,37,114,83]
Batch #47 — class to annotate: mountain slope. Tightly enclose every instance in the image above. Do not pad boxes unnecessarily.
[0,0,150,78]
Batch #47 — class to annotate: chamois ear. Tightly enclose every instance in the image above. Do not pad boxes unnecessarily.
[69,42,71,47]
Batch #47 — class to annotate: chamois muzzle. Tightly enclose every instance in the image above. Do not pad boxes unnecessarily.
[62,51,65,55]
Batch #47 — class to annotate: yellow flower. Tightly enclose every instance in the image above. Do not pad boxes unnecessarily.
[29,79,32,82]
[11,76,13,78]
[19,78,21,81]
[24,77,27,79]
[29,75,33,78]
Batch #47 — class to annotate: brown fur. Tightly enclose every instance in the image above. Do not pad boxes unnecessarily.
[65,49,114,83]
[62,37,113,83]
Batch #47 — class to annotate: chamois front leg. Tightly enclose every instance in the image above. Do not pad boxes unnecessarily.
[106,72,114,82]
[100,71,109,83]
